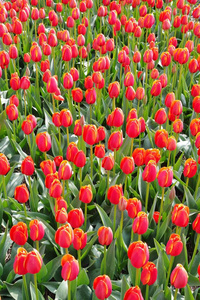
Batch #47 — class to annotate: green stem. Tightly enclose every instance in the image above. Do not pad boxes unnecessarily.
[112,97,115,111]
[130,138,134,156]
[13,120,16,140]
[90,104,92,123]
[113,149,116,177]
[79,168,82,188]
[124,174,128,197]
[35,240,39,252]
[156,187,165,240]
[62,180,65,197]
[90,145,93,178]
[78,249,81,269]
[84,203,87,232]
[22,275,29,300]
[67,127,69,147]
[131,218,134,243]
[194,173,200,200]
[2,175,7,199]
[28,134,32,158]
[34,274,39,300]
[135,268,140,286]
[182,177,189,204]
[164,255,174,293]
[44,152,47,160]
[174,288,178,300]
[189,234,200,272]
[68,280,71,300]
[145,285,149,300]
[120,210,124,233]
[103,245,107,274]
[107,170,109,189]
[24,91,27,116]
[23,203,27,218]
[136,167,140,192]
[178,64,183,98]
[145,182,150,213]
[167,151,171,167]
[113,204,117,237]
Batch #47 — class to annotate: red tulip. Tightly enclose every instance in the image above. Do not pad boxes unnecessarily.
[25,249,43,274]
[10,222,28,245]
[166,234,183,256]
[68,208,84,228]
[93,275,112,300]
[58,160,72,180]
[170,264,188,288]
[120,157,135,174]
[29,219,45,241]
[171,204,189,227]
[157,167,173,187]
[73,228,87,250]
[14,184,29,203]
[55,223,74,248]
[124,286,144,300]
[142,160,157,183]
[13,247,28,275]
[128,241,149,268]
[155,129,168,148]
[0,153,10,175]
[183,158,197,178]
[83,124,98,145]
[108,131,123,151]
[126,198,142,219]
[102,154,114,170]
[107,184,123,205]
[36,132,51,152]
[97,226,113,246]
[79,185,93,204]
[6,104,18,121]
[192,213,200,233]
[61,254,79,281]
[141,262,158,285]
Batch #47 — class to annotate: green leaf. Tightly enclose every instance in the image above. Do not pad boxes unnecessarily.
[39,256,62,283]
[184,284,195,300]
[156,249,166,286]
[81,234,98,260]
[77,285,92,300]
[30,282,45,300]
[0,222,8,264]
[77,268,90,286]
[105,240,116,279]
[55,280,68,300]
[156,207,172,241]
[95,204,112,228]
[121,276,129,300]
[5,280,23,300]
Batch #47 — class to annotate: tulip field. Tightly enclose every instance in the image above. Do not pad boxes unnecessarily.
[1,0,200,299]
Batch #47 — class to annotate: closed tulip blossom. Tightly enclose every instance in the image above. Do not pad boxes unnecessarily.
[166,234,183,256]
[132,212,149,235]
[157,167,173,187]
[128,241,149,268]
[172,204,189,228]
[154,108,167,125]
[14,184,29,203]
[13,247,28,275]
[108,131,123,151]
[55,223,74,248]
[10,222,28,245]
[170,264,188,289]
[155,129,168,148]
[183,158,197,178]
[0,153,10,175]
[120,156,135,174]
[142,160,157,183]
[68,208,84,228]
[36,132,51,153]
[29,220,45,241]
[124,286,144,300]
[21,156,34,176]
[97,226,113,246]
[79,185,93,204]
[141,262,157,285]
[102,154,114,171]
[107,185,123,205]
[73,228,87,250]
[93,275,112,300]
[49,179,62,198]
[61,254,79,281]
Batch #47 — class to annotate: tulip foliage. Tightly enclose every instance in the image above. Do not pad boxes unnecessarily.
[1,0,200,299]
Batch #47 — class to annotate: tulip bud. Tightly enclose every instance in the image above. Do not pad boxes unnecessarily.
[170,264,188,288]
[169,186,176,200]
[93,275,112,300]
[97,226,113,246]
[79,185,93,204]
[166,234,183,256]
[120,156,135,174]
[14,184,29,203]
[36,132,51,153]
[142,160,157,183]
[128,241,149,268]
[141,262,157,285]
[61,254,79,281]
[29,219,45,241]
[107,184,123,205]
[25,249,43,274]
[124,286,144,300]
[68,208,84,228]
[0,153,10,175]
[10,222,28,245]
[13,248,28,275]
[102,154,114,170]
[132,212,149,235]
[73,228,87,250]
[172,204,189,227]
[126,198,142,219]
[157,167,173,187]
[55,223,74,248]
[49,179,62,198]
[183,158,197,178]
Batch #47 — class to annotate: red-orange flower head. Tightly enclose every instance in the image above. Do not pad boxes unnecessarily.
[97,226,113,246]
[126,198,142,219]
[171,204,189,227]
[150,80,162,97]
[61,254,79,281]
[107,108,124,127]
[155,129,168,148]
[0,153,10,175]
[124,286,144,300]
[55,223,74,248]
[160,51,171,67]
[79,185,93,204]
[24,249,43,274]
[108,81,120,98]
[107,184,123,205]
[166,233,183,256]
[170,264,188,288]
[120,156,135,174]
[29,219,45,241]
[132,148,145,166]
[36,132,51,152]
[128,241,149,268]
[49,179,63,198]
[157,167,173,187]
[132,211,149,235]
[83,124,98,145]
[10,222,28,245]
[93,275,112,300]
[68,208,84,228]
[102,153,114,170]
[154,108,167,125]
[141,262,158,285]
[72,88,83,103]
[30,43,42,62]
[142,160,157,182]
[183,158,197,178]
[126,118,141,138]
[73,228,87,250]
[108,130,123,151]
[14,184,29,203]
[58,160,72,180]
[192,213,200,234]
[13,247,28,275]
